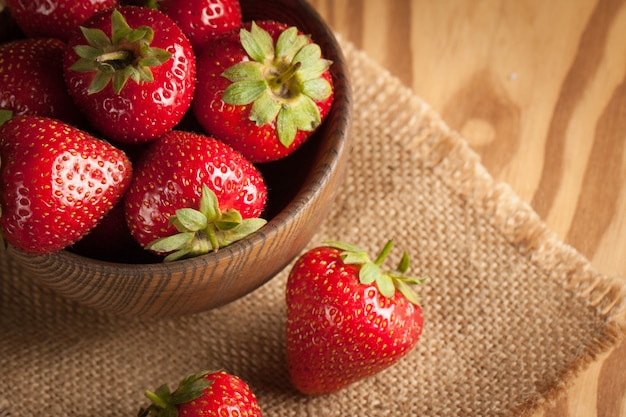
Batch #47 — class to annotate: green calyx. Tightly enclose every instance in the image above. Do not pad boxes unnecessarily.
[138,371,212,417]
[0,109,12,127]
[146,185,267,262]
[69,8,171,95]
[325,240,426,305]
[221,21,333,148]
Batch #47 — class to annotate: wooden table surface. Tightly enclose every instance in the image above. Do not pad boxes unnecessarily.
[308,0,626,416]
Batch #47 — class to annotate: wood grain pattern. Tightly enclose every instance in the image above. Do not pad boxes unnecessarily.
[306,0,626,416]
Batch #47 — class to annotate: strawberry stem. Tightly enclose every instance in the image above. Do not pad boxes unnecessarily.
[97,50,134,67]
[269,62,302,98]
[374,240,394,266]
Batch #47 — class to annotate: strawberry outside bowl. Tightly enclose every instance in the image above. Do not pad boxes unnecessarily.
[6,0,352,318]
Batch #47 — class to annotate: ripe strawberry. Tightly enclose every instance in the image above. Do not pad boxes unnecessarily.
[69,201,154,263]
[192,20,334,163]
[156,0,242,51]
[286,240,425,395]
[0,115,132,254]
[5,0,119,42]
[0,38,84,126]
[124,130,267,261]
[138,370,263,417]
[63,6,196,144]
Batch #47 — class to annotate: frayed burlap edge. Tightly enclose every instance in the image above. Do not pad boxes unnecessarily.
[338,36,626,415]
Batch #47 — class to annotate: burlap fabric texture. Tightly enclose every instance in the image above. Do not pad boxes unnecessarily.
[1,37,625,417]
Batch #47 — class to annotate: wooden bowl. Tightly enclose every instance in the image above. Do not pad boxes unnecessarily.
[7,0,352,318]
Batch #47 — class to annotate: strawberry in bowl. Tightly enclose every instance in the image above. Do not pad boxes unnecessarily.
[63,6,196,145]
[193,19,334,163]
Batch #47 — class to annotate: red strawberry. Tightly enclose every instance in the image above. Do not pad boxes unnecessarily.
[286,240,425,395]
[192,20,334,163]
[63,6,196,144]
[138,370,263,417]
[124,130,267,261]
[156,0,242,51]
[5,0,119,42]
[69,201,154,263]
[0,38,84,126]
[0,115,132,254]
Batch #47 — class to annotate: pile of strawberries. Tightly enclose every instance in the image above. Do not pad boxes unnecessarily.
[0,0,334,261]
[1,1,427,415]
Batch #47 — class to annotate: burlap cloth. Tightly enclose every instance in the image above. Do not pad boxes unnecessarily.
[1,38,625,417]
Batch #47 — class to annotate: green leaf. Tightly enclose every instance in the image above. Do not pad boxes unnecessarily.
[68,57,98,73]
[222,61,264,82]
[303,78,332,101]
[222,80,267,105]
[163,248,194,262]
[240,21,275,63]
[147,232,195,253]
[199,185,220,221]
[291,95,321,131]
[275,27,310,62]
[79,26,111,49]
[249,91,282,126]
[151,47,172,64]
[88,71,113,94]
[112,70,131,94]
[215,209,243,231]
[216,218,267,248]
[341,252,371,265]
[395,279,421,305]
[111,9,131,42]
[135,65,154,83]
[376,273,396,298]
[128,26,151,43]
[74,45,103,60]
[276,105,298,147]
[294,44,332,80]
[359,262,381,285]
[397,251,410,274]
[171,208,208,232]
[0,109,13,127]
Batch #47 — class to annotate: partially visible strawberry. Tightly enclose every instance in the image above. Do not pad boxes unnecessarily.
[192,20,334,163]
[0,115,132,254]
[68,201,155,263]
[124,130,267,261]
[63,6,196,144]
[0,38,84,126]
[286,240,426,395]
[5,0,119,42]
[155,0,242,51]
[138,370,263,417]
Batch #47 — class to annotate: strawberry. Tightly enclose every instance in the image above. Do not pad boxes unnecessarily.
[285,240,426,395]
[0,38,85,126]
[192,20,334,163]
[5,0,119,42]
[69,201,155,263]
[138,370,263,417]
[0,115,132,254]
[63,6,196,144]
[124,130,267,261]
[155,0,242,51]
